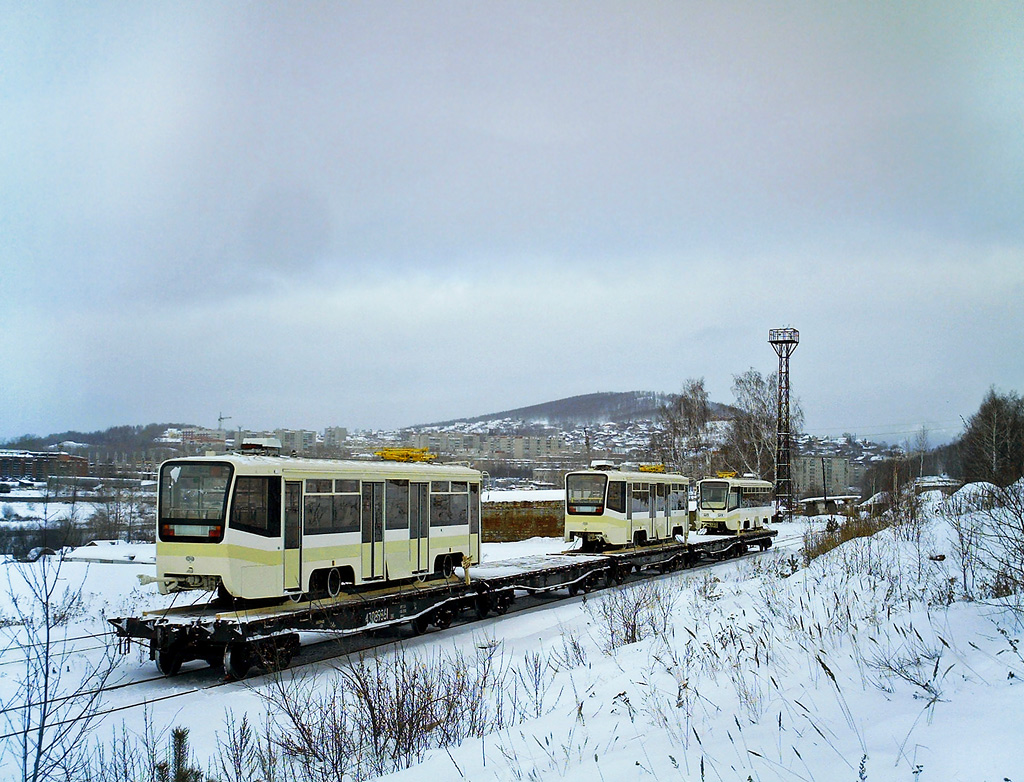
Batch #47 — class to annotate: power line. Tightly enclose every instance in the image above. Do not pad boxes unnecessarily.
[803,420,964,440]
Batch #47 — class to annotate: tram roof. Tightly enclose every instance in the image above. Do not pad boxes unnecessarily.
[160,453,482,479]
[566,468,689,483]
[697,475,772,488]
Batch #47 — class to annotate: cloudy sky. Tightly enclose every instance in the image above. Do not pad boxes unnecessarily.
[2,2,1022,445]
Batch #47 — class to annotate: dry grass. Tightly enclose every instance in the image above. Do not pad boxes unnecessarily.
[802,515,891,565]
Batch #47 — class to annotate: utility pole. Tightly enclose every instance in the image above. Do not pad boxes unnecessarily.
[769,328,799,521]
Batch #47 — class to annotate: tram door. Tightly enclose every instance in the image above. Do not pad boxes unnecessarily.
[657,483,669,539]
[284,481,302,591]
[384,480,413,580]
[361,481,385,580]
[411,482,430,573]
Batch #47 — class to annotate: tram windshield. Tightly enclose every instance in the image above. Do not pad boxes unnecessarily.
[158,462,232,542]
[699,480,729,510]
[566,473,607,515]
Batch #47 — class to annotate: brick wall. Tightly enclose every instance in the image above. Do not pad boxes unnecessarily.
[482,500,563,542]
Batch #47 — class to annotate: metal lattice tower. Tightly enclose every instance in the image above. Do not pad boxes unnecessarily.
[769,328,799,521]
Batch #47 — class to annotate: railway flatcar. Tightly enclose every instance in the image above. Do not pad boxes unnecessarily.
[152,453,482,601]
[564,464,690,549]
[696,474,774,532]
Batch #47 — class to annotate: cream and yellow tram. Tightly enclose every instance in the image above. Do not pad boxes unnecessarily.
[564,465,690,549]
[696,475,774,533]
[155,454,482,600]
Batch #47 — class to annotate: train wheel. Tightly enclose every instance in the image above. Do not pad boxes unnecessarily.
[223,643,252,680]
[493,593,512,615]
[433,608,454,630]
[411,614,431,635]
[327,568,343,598]
[475,593,492,619]
[258,637,296,672]
[609,563,630,585]
[155,643,186,677]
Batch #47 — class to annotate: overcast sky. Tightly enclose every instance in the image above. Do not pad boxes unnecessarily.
[2,2,1022,445]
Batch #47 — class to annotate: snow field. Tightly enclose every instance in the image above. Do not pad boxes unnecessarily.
[0,493,1021,780]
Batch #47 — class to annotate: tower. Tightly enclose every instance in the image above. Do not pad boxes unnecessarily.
[769,328,799,520]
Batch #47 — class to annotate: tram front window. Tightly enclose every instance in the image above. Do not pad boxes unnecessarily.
[566,474,607,515]
[159,462,232,542]
[699,481,729,511]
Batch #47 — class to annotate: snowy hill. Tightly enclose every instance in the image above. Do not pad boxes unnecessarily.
[423,390,736,428]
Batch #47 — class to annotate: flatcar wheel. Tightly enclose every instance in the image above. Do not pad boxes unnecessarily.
[433,608,454,630]
[567,580,580,597]
[475,593,492,619]
[258,640,294,672]
[155,643,186,677]
[411,614,431,635]
[493,593,512,615]
[327,568,343,598]
[223,643,252,680]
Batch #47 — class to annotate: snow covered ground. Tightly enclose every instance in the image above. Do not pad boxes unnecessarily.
[1,494,1022,781]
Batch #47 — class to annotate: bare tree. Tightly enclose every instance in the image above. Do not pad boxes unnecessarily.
[971,483,1024,610]
[960,387,1024,486]
[90,484,146,542]
[722,369,803,481]
[0,557,119,782]
[650,378,713,476]
[913,425,930,479]
[941,492,984,599]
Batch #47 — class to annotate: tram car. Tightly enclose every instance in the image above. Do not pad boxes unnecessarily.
[153,453,482,601]
[696,474,774,532]
[564,464,690,549]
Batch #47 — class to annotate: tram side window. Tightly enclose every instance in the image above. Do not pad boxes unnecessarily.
[728,490,741,511]
[430,484,469,528]
[469,483,480,534]
[306,492,360,535]
[742,489,770,509]
[607,481,626,513]
[431,494,454,526]
[631,483,650,515]
[386,480,410,530]
[231,477,281,537]
[670,484,687,511]
[304,496,333,534]
[332,493,360,533]
[307,479,332,493]
[655,483,667,513]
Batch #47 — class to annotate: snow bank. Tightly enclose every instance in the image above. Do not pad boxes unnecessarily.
[2,502,1023,780]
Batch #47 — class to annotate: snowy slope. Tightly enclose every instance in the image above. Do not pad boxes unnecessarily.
[0,499,1022,780]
